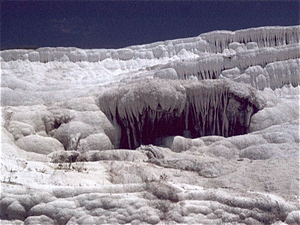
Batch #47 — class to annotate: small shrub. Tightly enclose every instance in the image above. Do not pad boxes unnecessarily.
[159,174,168,182]
[72,162,87,173]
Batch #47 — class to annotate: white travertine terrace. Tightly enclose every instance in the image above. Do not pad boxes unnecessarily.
[1,26,299,224]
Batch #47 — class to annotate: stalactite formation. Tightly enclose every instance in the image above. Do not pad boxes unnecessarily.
[98,79,265,149]
[1,26,298,62]
[1,26,299,92]
[200,26,300,53]
[169,44,300,85]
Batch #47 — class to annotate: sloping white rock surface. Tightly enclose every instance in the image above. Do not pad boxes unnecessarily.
[1,25,299,224]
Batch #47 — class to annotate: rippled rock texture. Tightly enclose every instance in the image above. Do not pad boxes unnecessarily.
[1,25,299,225]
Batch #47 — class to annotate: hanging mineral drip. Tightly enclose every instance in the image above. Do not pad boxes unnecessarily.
[99,79,265,149]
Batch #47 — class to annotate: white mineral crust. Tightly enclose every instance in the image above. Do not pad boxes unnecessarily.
[1,25,299,225]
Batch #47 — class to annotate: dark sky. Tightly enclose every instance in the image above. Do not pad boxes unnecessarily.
[1,1,299,50]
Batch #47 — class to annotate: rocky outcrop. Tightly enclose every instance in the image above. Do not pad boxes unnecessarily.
[98,79,265,149]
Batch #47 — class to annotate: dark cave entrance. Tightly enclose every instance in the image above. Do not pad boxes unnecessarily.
[98,79,263,150]
[117,108,185,149]
[116,96,257,149]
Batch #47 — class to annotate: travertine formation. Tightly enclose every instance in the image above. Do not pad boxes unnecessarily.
[99,79,264,149]
[1,25,299,224]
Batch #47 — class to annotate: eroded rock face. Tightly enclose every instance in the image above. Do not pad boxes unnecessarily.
[99,79,265,149]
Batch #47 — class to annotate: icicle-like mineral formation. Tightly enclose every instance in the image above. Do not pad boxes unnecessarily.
[98,79,265,149]
[200,26,300,53]
[2,26,298,61]
[1,26,299,91]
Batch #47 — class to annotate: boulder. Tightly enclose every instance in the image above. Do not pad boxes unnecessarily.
[285,211,300,225]
[8,121,36,140]
[24,215,54,225]
[74,111,121,148]
[79,133,114,151]
[239,144,281,160]
[53,121,95,150]
[160,136,200,152]
[154,68,178,80]
[15,135,64,154]
[6,201,26,220]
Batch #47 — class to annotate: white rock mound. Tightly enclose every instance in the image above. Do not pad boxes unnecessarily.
[15,135,64,154]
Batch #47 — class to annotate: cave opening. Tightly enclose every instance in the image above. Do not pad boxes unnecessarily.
[115,96,257,149]
[98,79,263,150]
[117,107,185,149]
